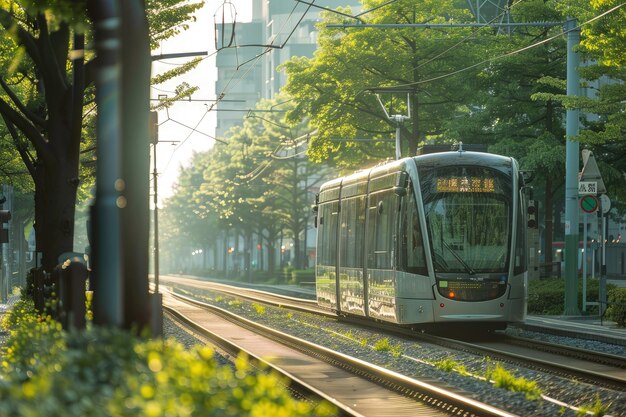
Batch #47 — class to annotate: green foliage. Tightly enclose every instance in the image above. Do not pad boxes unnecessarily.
[251,303,266,315]
[372,337,403,357]
[372,337,391,352]
[605,287,626,327]
[281,0,478,166]
[528,279,567,315]
[528,278,616,315]
[485,363,543,401]
[0,299,337,417]
[576,394,610,417]
[433,357,458,372]
[290,269,315,285]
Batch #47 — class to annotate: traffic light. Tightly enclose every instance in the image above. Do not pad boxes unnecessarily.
[0,210,10,243]
[527,200,538,229]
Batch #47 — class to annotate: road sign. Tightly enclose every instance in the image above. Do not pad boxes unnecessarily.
[579,150,607,193]
[600,194,611,214]
[578,181,598,195]
[580,195,599,213]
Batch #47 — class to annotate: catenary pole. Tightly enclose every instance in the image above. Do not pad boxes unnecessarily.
[88,0,124,326]
[120,0,153,332]
[563,18,581,315]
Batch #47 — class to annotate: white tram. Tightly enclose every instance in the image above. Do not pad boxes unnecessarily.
[313,149,529,331]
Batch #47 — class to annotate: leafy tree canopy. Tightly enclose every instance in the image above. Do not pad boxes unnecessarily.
[281,0,478,169]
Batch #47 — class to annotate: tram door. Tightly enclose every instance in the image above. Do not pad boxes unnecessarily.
[316,198,340,311]
[338,181,367,316]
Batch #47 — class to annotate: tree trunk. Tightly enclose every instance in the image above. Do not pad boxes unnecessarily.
[244,229,252,282]
[33,118,79,273]
[267,239,276,273]
[293,233,301,270]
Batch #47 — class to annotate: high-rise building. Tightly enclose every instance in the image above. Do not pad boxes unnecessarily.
[215,0,360,138]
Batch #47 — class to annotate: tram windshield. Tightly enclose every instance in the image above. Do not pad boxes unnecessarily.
[420,166,512,274]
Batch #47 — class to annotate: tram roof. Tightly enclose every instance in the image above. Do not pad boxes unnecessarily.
[318,150,514,195]
[413,150,514,169]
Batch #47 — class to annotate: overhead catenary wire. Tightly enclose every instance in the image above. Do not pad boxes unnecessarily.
[409,0,527,73]
[381,3,625,89]
[241,130,317,182]
[210,0,317,113]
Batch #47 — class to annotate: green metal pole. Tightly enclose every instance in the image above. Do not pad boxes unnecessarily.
[89,0,123,327]
[563,18,581,315]
[120,0,152,332]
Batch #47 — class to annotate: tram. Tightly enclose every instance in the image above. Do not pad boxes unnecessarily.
[313,147,529,330]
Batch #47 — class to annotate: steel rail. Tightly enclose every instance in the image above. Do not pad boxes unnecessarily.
[165,289,517,417]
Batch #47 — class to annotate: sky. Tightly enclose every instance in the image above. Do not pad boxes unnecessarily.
[151,0,251,205]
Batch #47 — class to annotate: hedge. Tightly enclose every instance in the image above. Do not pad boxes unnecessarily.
[0,299,337,417]
[528,278,617,317]
[606,287,626,326]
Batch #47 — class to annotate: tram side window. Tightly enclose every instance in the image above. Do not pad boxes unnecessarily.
[401,183,427,275]
[340,196,366,268]
[367,190,399,270]
[319,202,339,266]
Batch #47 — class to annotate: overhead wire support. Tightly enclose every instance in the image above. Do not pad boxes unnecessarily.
[151,51,209,61]
[326,22,563,29]
[371,89,411,161]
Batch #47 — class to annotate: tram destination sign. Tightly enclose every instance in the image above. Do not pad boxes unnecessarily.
[436,177,495,193]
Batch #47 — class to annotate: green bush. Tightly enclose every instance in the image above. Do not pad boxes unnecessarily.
[528,278,616,315]
[290,269,315,285]
[605,287,626,327]
[0,299,337,417]
[528,279,566,315]
[278,267,294,284]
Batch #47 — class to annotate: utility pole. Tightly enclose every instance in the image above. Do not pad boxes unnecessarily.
[563,18,581,315]
[119,0,152,332]
[88,0,124,327]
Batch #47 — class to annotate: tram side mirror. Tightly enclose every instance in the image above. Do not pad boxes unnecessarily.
[312,195,319,228]
[394,171,408,196]
[521,170,534,184]
[393,186,406,196]
[312,203,318,228]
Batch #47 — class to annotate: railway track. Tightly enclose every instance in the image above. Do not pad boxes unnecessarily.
[160,275,626,416]
[162,289,517,417]
[161,276,626,388]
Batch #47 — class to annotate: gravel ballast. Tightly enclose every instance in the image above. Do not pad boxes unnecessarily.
[169,285,625,417]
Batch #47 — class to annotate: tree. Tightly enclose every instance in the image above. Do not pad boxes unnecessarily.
[564,0,626,208]
[160,151,216,274]
[541,1,626,209]
[281,0,479,170]
[446,0,568,263]
[251,96,328,270]
[0,0,202,275]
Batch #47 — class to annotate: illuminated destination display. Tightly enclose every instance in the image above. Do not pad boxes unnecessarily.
[436,177,495,193]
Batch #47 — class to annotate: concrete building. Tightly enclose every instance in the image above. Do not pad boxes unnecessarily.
[214,0,360,138]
